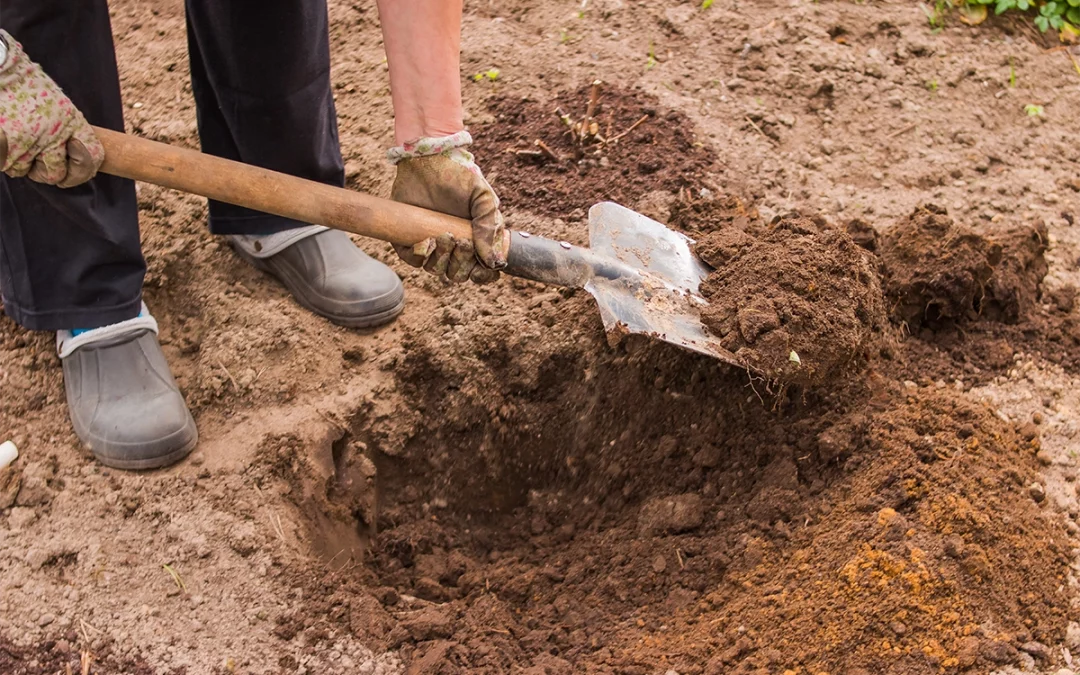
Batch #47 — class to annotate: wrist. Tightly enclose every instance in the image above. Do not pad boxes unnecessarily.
[392,106,465,147]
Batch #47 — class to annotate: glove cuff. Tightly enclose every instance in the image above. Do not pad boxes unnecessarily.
[0,30,23,76]
[387,130,473,165]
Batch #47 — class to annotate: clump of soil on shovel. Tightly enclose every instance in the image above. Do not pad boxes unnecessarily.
[690,204,887,387]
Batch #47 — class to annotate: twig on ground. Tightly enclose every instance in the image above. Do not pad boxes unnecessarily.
[163,563,187,593]
[215,358,239,392]
[888,122,917,139]
[605,114,650,145]
[81,650,93,675]
[582,79,602,143]
[534,139,562,162]
[743,116,776,144]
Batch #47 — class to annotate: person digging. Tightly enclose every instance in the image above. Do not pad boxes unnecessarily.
[0,0,508,470]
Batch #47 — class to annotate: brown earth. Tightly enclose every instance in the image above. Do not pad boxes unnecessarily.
[694,210,887,387]
[879,203,1049,329]
[471,82,715,218]
[2,0,1080,673]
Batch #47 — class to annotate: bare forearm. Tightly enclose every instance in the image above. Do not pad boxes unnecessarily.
[376,0,464,145]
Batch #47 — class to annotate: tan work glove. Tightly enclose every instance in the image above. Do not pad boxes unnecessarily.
[388,131,510,284]
[0,30,104,187]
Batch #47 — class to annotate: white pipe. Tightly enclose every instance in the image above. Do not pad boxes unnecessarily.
[0,441,18,470]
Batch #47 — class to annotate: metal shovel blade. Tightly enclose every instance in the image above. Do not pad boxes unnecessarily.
[584,202,743,367]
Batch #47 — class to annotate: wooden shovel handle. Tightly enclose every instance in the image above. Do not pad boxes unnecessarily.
[92,125,473,245]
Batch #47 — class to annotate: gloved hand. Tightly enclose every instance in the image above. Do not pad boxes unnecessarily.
[0,30,104,187]
[388,131,510,284]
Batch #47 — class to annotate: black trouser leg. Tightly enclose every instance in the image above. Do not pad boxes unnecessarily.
[0,0,144,331]
[184,0,344,235]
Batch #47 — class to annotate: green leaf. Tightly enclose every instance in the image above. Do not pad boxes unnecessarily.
[1051,14,1065,26]
[995,0,1015,14]
[1069,0,1080,8]
[1070,6,1080,21]
[702,0,714,9]
[1034,14,1049,29]
[1046,1,1059,12]
[1018,0,1030,9]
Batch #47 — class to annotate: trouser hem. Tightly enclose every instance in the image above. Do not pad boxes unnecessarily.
[2,293,143,332]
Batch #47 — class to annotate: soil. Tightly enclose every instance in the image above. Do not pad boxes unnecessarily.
[694,210,887,387]
[879,203,1049,328]
[471,83,714,218]
[2,0,1080,673]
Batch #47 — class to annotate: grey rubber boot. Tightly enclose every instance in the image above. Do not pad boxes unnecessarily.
[58,310,197,470]
[229,227,405,328]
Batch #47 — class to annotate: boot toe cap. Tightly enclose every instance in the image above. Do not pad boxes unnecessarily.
[64,332,198,470]
[80,391,198,470]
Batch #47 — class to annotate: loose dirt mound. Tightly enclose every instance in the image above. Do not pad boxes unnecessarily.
[690,205,886,387]
[879,204,1048,328]
[471,83,714,217]
[298,290,1074,675]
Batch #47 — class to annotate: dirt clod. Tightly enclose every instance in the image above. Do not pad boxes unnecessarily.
[879,205,1048,328]
[693,209,887,386]
[638,493,705,534]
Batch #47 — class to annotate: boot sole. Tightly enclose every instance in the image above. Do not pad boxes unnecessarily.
[90,423,199,471]
[232,245,406,329]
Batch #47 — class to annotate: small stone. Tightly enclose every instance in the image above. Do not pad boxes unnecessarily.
[652,555,667,573]
[1020,641,1051,661]
[1029,482,1046,503]
[980,639,1019,665]
[1066,621,1080,649]
[37,613,55,627]
[1037,450,1054,466]
[639,494,705,535]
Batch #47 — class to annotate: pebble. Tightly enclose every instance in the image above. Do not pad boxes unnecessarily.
[37,613,54,627]
[1066,622,1080,650]
[1020,641,1051,661]
[638,494,705,535]
[1029,482,1047,503]
[1037,450,1054,466]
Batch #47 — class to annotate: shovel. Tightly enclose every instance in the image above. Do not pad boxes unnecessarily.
[92,126,742,367]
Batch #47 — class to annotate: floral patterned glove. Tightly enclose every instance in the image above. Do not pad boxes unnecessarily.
[0,30,104,188]
[388,131,510,284]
